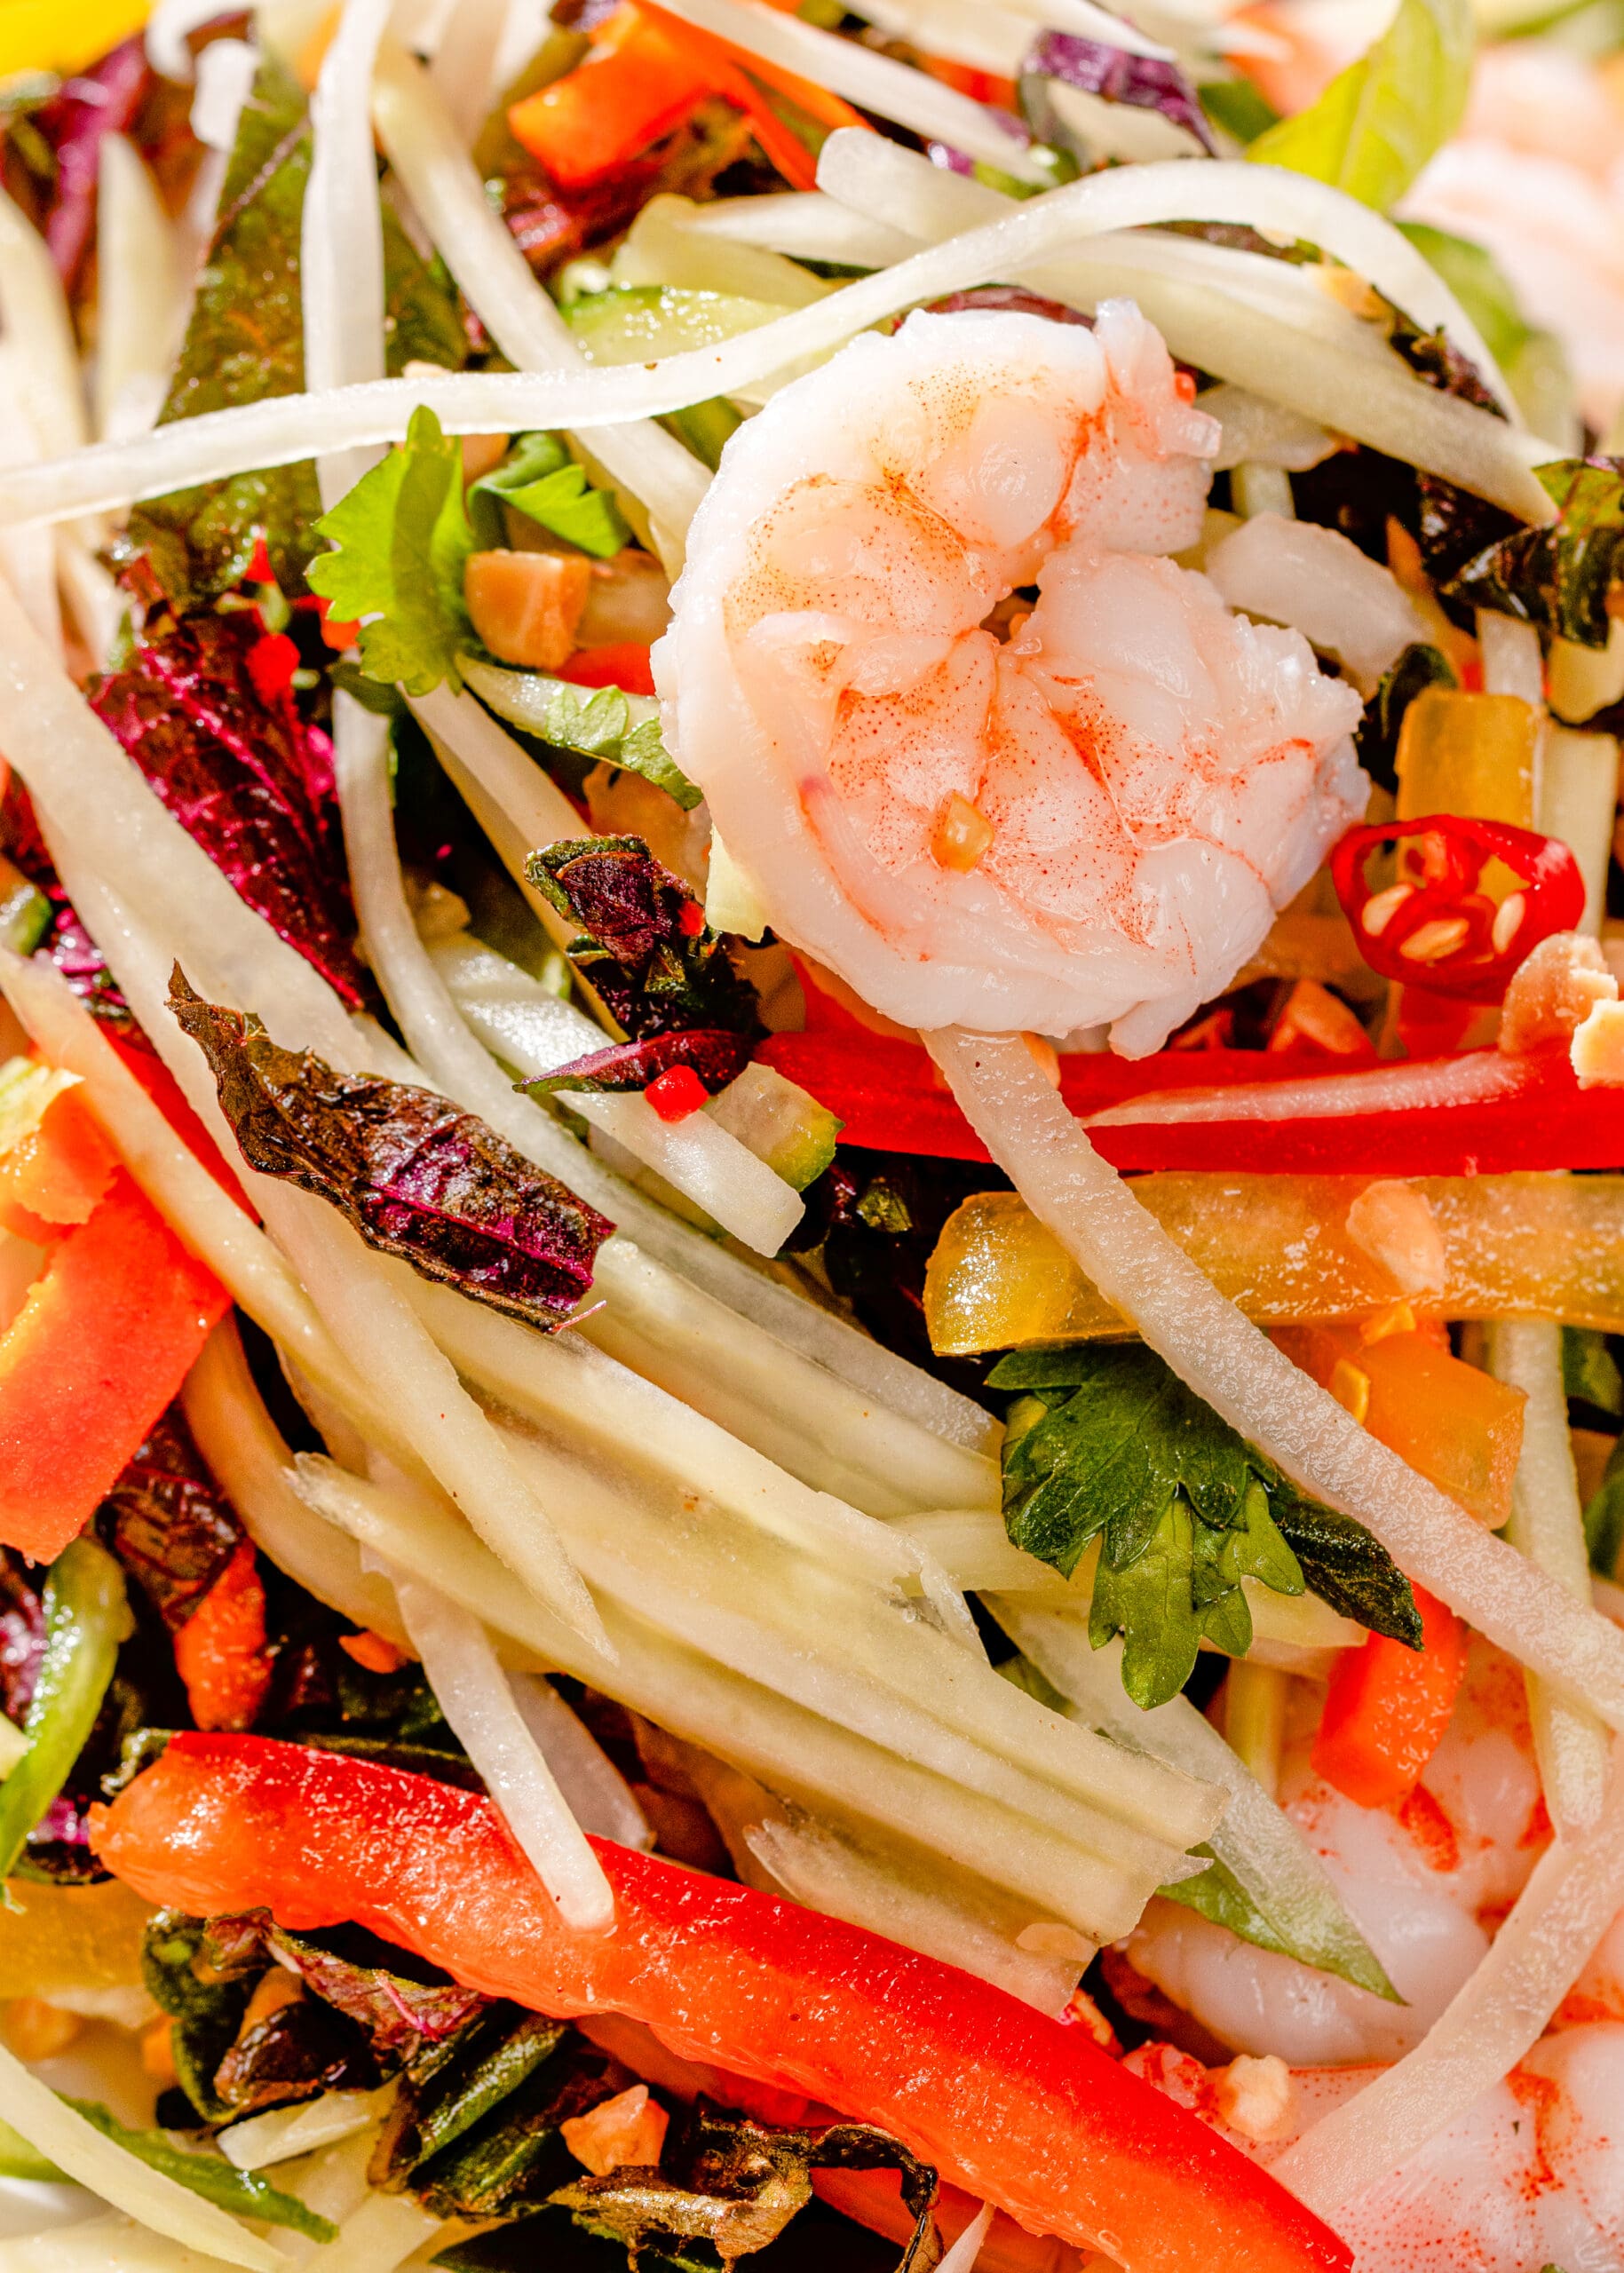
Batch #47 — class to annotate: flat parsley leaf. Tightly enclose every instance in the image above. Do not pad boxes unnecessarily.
[465,661,701,811]
[990,1342,1419,1707]
[309,406,475,697]
[1442,456,1624,649]
[1246,0,1471,210]
[469,432,630,559]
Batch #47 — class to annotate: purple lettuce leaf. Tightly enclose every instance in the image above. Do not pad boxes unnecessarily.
[91,613,368,1010]
[202,1911,490,2066]
[525,837,763,1043]
[1024,31,1216,158]
[169,970,614,1327]
[30,38,151,289]
[0,774,139,1039]
[0,1549,45,1727]
[97,1410,243,1637]
[930,286,1093,327]
[525,1028,754,1098]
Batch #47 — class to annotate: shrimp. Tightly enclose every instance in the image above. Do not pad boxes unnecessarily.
[1129,2027,1624,2273]
[1127,1641,1551,2065]
[656,302,1367,1055]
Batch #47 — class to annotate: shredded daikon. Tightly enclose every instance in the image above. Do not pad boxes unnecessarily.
[383,1560,616,1930]
[93,136,186,447]
[1204,515,1425,687]
[994,1603,1390,1999]
[508,1671,654,1849]
[0,2041,284,2272]
[0,159,1552,533]
[931,1029,1624,1734]
[1274,1743,1624,2214]
[372,38,708,565]
[1485,1321,1610,1836]
[218,2091,389,2173]
[303,0,392,509]
[679,191,918,268]
[427,0,514,142]
[1195,384,1335,473]
[938,2201,997,2273]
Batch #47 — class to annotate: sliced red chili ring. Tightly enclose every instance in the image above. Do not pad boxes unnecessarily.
[1330,813,1586,1002]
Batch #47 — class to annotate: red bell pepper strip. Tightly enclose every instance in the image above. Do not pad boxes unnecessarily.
[754,1032,1624,1175]
[172,1541,273,1733]
[93,1737,1351,2273]
[1311,1587,1467,1809]
[0,1086,117,1243]
[1330,814,1586,1002]
[0,1170,231,1562]
[510,8,717,190]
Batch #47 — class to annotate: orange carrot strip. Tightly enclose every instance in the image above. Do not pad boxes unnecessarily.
[174,1540,273,1733]
[1311,1586,1467,1808]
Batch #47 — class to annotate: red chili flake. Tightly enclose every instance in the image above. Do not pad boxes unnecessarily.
[677,900,707,939]
[245,536,277,589]
[646,1065,709,1121]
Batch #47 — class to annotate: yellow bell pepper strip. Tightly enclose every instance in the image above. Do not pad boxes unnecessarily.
[923,1173,1624,1356]
[0,1536,130,1885]
[0,1172,231,1563]
[94,1737,1354,2273]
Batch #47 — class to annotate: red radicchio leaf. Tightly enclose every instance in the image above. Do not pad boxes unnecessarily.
[169,970,614,1327]
[202,1910,491,2065]
[90,614,368,1010]
[1023,31,1216,157]
[0,1549,45,1728]
[31,38,151,289]
[526,1028,753,1097]
[98,1409,243,1636]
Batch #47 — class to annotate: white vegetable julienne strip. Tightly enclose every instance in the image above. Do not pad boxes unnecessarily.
[815,131,1518,414]
[372,38,708,565]
[847,0,1038,75]
[303,0,392,509]
[1197,384,1335,474]
[1485,1321,1611,1836]
[0,354,61,653]
[94,136,186,446]
[384,1562,616,1929]
[219,2091,391,2173]
[933,1030,1624,1731]
[681,192,918,268]
[994,1602,1386,1995]
[613,195,835,311]
[1275,1746,1624,2213]
[938,2201,997,2273]
[1087,1048,1527,1126]
[649,0,1050,182]
[0,162,1551,531]
[183,1323,408,1650]
[428,0,514,142]
[0,193,88,462]
[508,1670,654,1849]
[145,0,230,76]
[318,2190,441,2273]
[342,691,804,1254]
[294,1457,1175,1933]
[0,2042,283,2272]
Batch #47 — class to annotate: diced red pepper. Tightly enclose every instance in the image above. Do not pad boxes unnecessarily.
[1312,1587,1467,1808]
[93,1738,1351,2273]
[0,1087,118,1244]
[510,9,716,191]
[754,1031,1624,1175]
[0,1170,231,1562]
[173,1541,273,1733]
[1331,813,1586,1002]
[646,1065,709,1122]
[557,642,658,697]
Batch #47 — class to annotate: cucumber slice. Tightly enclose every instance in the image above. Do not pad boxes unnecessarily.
[707,1063,843,1192]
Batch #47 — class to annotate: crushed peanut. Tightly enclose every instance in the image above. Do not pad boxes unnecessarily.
[1345,1180,1449,1299]
[1500,931,1617,1056]
[1215,2052,1296,2142]
[561,2083,670,2176]
[1572,996,1624,1089]
[464,549,592,671]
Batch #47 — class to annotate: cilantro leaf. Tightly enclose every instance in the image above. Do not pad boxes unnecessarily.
[309,406,475,697]
[1246,0,1472,211]
[990,1342,1419,1707]
[465,660,700,811]
[469,433,630,559]
[1155,1844,1400,2000]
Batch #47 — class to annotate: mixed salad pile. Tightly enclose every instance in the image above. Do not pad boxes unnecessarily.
[0,0,1621,2268]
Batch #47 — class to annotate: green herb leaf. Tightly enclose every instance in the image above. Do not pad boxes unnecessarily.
[469,433,630,559]
[1246,0,1472,210]
[68,2101,337,2242]
[308,405,476,697]
[1443,457,1624,647]
[1565,1327,1624,1418]
[990,1342,1418,1705]
[124,56,321,603]
[0,1537,130,1885]
[469,665,701,811]
[1356,642,1457,795]
[1398,221,1573,435]
[1156,1846,1399,1998]
[1199,77,1279,145]
[1586,1435,1624,1581]
[142,1909,257,2122]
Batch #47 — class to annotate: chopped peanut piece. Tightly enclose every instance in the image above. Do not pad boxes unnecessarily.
[1063,1985,1121,2055]
[1344,1180,1448,1298]
[464,550,592,671]
[1572,996,1624,1088]
[1215,2053,1295,2142]
[1021,1034,1062,1089]
[1328,1357,1371,1423]
[1359,1300,1417,1345]
[1501,931,1617,1056]
[1267,979,1371,1057]
[4,1996,83,2061]
[561,2083,669,2176]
